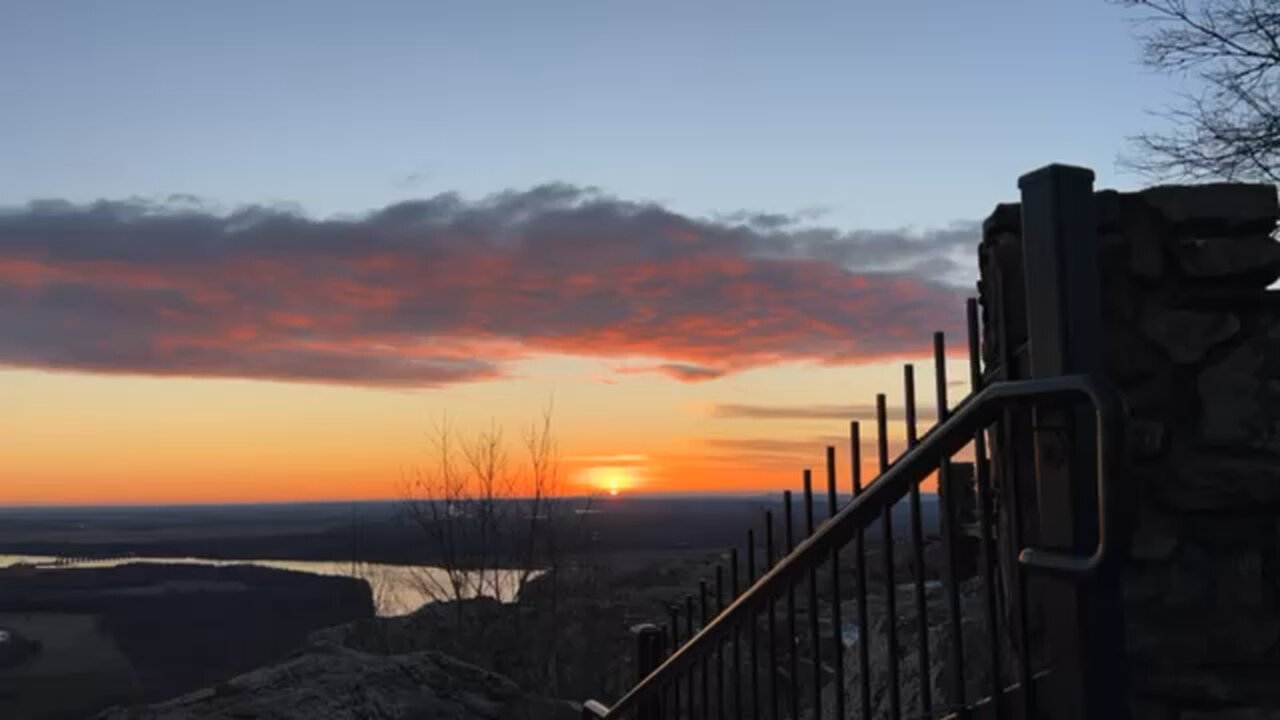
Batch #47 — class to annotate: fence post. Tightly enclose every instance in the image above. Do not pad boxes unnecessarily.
[631,623,664,720]
[1017,164,1127,720]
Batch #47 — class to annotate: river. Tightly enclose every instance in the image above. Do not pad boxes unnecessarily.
[0,554,533,617]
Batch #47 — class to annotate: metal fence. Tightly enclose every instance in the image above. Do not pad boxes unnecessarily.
[582,297,1122,719]
[586,163,1126,717]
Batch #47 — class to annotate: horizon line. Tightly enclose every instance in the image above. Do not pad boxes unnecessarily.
[0,489,940,510]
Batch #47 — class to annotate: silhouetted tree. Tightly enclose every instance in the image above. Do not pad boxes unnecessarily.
[400,406,609,694]
[1120,0,1280,181]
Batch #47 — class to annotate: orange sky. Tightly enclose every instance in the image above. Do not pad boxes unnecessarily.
[0,186,977,506]
[1,351,970,505]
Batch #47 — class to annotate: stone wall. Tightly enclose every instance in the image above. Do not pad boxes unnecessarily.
[979,182,1280,719]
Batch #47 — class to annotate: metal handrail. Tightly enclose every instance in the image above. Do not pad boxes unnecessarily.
[582,373,1123,718]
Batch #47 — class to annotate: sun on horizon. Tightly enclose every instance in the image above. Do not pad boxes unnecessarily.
[582,466,638,497]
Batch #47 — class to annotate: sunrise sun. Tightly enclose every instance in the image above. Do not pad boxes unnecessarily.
[585,466,637,497]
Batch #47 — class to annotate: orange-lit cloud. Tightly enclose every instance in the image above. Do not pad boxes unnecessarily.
[0,189,974,387]
[712,402,939,422]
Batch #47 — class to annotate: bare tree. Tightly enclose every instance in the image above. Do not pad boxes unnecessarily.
[1120,0,1280,181]
[400,406,579,620]
[396,405,613,694]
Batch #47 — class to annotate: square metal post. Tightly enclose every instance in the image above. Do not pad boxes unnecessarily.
[632,623,665,720]
[1018,164,1127,720]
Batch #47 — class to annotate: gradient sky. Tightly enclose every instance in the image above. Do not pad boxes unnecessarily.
[1,1,1180,504]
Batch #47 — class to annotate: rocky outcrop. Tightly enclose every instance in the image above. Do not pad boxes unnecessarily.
[817,577,1010,720]
[309,555,727,703]
[96,642,577,720]
[91,554,729,720]
[0,563,374,720]
[979,179,1280,717]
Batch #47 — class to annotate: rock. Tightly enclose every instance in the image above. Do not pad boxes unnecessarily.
[0,628,41,670]
[1128,695,1178,720]
[1125,541,1213,609]
[1120,199,1169,278]
[95,642,578,720]
[1183,709,1280,720]
[1131,235,1166,278]
[1128,418,1168,460]
[1174,235,1280,283]
[1128,506,1179,561]
[1140,184,1278,230]
[1125,366,1178,414]
[307,558,720,704]
[1142,665,1280,707]
[1159,450,1280,510]
[1096,189,1127,233]
[0,563,374,720]
[1210,550,1268,608]
[1185,515,1272,553]
[1141,308,1240,364]
[1198,341,1264,445]
[816,577,1010,720]
[1127,607,1280,666]
[982,203,1021,236]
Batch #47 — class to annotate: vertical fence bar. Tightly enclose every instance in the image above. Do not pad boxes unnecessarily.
[731,548,742,720]
[1002,379,1037,715]
[687,595,697,720]
[671,605,683,720]
[666,627,675,720]
[785,490,798,720]
[905,364,933,717]
[851,420,872,720]
[804,470,822,720]
[747,530,760,720]
[715,565,725,720]
[825,445,846,720]
[701,580,710,720]
[877,393,902,720]
[934,331,967,712]
[766,510,780,720]
[661,627,670,719]
[636,626,650,720]
[633,625,656,720]
[967,298,1004,718]
[988,249,1037,720]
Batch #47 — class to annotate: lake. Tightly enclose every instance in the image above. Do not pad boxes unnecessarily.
[0,554,533,617]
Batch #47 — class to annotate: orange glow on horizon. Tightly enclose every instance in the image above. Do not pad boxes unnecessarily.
[0,355,959,505]
[579,465,641,496]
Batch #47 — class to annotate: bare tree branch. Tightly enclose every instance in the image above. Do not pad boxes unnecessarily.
[1118,0,1280,181]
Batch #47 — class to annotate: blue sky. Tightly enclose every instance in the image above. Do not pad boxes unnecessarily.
[3,1,1176,229]
[0,1,1206,503]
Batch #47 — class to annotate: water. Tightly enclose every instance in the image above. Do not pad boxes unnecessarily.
[0,554,534,617]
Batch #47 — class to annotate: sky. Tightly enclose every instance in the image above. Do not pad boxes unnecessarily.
[0,1,1180,504]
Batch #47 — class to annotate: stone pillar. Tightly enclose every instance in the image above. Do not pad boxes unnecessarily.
[980,180,1280,718]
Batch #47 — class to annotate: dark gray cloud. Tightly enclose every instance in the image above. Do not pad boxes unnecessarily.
[0,185,976,387]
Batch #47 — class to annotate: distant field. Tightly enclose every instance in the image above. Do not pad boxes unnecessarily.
[0,612,137,720]
[0,496,938,565]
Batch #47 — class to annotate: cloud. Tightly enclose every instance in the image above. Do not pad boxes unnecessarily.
[712,403,939,423]
[0,186,975,387]
[685,435,905,473]
[699,437,847,455]
[616,362,726,382]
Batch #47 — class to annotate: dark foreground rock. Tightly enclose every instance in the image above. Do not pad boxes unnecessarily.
[0,563,373,720]
[309,552,726,702]
[97,641,578,720]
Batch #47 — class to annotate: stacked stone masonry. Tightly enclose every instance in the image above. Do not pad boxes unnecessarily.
[979,183,1280,719]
